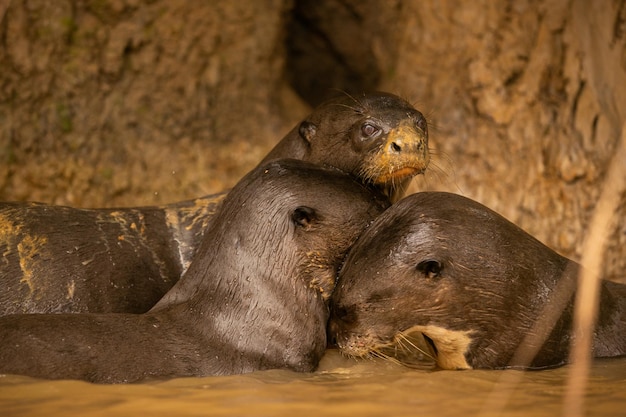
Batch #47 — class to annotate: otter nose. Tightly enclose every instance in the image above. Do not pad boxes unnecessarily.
[385,119,428,155]
[389,140,402,153]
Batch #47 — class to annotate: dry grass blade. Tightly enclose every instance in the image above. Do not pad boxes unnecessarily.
[563,123,626,416]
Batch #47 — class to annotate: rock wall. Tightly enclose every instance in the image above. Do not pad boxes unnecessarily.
[0,0,304,207]
[383,0,626,282]
[1,0,624,281]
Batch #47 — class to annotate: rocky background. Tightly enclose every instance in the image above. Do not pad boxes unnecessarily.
[1,0,625,282]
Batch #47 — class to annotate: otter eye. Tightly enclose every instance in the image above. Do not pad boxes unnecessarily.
[416,260,442,279]
[360,122,380,138]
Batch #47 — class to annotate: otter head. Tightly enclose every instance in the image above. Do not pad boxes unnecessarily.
[261,92,430,202]
[329,192,572,370]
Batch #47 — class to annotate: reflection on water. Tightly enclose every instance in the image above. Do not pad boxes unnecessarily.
[1,350,625,417]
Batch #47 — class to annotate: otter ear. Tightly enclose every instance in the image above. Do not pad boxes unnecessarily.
[291,206,318,229]
[416,260,443,279]
[298,121,317,143]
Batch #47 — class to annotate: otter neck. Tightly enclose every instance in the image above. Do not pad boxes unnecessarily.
[527,273,626,366]
[258,125,308,165]
[162,217,327,372]
[592,281,626,357]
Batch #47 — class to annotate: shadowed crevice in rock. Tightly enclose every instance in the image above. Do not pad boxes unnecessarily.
[284,0,386,106]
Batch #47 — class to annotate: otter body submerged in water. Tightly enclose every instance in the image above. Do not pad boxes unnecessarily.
[0,160,389,383]
[330,192,626,370]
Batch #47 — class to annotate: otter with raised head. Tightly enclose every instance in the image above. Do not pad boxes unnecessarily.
[0,91,428,315]
[0,159,389,383]
[329,192,626,370]
[261,91,429,201]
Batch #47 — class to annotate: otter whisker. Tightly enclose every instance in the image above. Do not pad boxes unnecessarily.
[370,347,406,367]
[327,102,364,114]
[332,89,365,111]
[427,147,453,163]
[356,165,379,187]
[371,337,436,370]
[410,152,457,192]
[396,332,436,361]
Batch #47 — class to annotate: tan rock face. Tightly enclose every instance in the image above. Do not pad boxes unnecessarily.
[0,0,297,207]
[1,0,624,282]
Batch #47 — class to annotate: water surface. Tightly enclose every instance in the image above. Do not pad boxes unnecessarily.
[1,351,624,417]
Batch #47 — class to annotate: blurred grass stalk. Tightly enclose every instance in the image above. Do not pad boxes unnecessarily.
[563,123,626,416]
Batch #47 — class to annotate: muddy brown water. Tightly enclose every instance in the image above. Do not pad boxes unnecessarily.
[1,350,624,417]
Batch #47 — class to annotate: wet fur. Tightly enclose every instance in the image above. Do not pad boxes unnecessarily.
[0,160,389,382]
[0,92,427,315]
[330,192,626,370]
[0,195,224,314]
[262,92,429,201]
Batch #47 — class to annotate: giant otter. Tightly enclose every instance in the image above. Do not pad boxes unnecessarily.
[0,91,428,315]
[0,197,223,315]
[0,159,389,383]
[329,192,626,370]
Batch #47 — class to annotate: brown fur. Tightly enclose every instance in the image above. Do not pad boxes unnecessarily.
[330,192,626,370]
[0,160,389,382]
[0,91,427,315]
